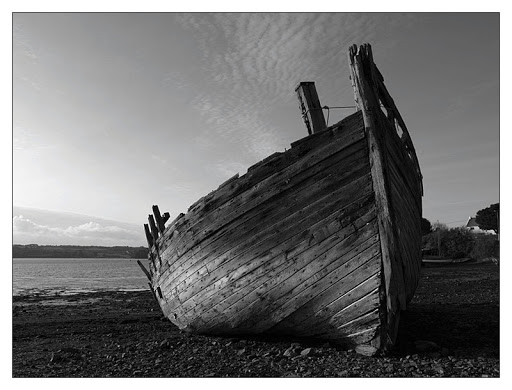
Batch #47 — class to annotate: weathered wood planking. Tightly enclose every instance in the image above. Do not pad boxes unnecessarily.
[227,219,380,333]
[182,198,376,331]
[275,278,382,344]
[178,191,375,323]
[159,144,371,305]
[380,108,422,304]
[157,137,368,290]
[349,44,405,349]
[202,214,379,334]
[156,112,363,254]
[156,118,366,276]
[382,116,422,210]
[247,236,382,334]
[152,137,366,287]
[270,245,381,334]
[161,172,373,322]
[156,129,368,286]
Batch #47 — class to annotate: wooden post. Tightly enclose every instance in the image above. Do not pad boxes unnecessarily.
[162,212,170,224]
[349,43,406,349]
[144,223,153,248]
[152,205,165,233]
[137,259,152,281]
[295,81,327,134]
[148,214,159,242]
[348,73,361,111]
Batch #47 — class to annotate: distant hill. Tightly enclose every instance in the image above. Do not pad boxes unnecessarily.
[12,244,148,259]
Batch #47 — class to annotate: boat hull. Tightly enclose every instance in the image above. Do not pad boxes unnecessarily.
[142,44,423,354]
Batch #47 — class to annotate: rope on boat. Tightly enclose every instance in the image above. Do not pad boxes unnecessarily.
[300,103,390,128]
[321,105,357,127]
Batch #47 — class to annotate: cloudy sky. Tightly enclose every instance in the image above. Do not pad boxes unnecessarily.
[12,12,500,246]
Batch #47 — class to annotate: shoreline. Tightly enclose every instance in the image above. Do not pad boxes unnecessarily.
[13,263,499,377]
[13,287,150,300]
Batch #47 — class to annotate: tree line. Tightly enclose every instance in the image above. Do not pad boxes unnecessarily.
[421,203,499,260]
[12,245,148,259]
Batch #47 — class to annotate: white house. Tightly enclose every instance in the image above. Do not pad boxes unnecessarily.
[465,217,496,235]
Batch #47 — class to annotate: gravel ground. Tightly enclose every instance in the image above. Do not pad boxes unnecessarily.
[12,262,499,378]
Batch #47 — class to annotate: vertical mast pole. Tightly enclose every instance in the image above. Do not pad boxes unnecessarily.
[295,82,327,134]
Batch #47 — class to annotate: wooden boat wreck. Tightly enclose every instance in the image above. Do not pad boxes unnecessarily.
[138,44,423,355]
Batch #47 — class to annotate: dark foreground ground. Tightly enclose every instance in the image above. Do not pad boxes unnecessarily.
[12,262,499,378]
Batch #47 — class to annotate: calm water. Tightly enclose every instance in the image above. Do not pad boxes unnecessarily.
[13,258,151,296]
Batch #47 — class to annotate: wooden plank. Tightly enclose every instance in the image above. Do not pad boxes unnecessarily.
[392,216,421,300]
[297,284,380,339]
[331,287,381,329]
[159,170,373,312]
[152,205,165,234]
[382,117,423,209]
[349,43,405,348]
[157,113,365,254]
[382,118,419,186]
[160,125,366,261]
[158,137,370,285]
[181,202,376,331]
[373,71,422,187]
[388,169,421,304]
[162,182,375,330]
[387,166,421,228]
[291,315,381,346]
[290,110,362,148]
[247,153,282,173]
[162,146,370,293]
[181,199,377,330]
[389,181,420,242]
[342,311,380,334]
[158,136,368,280]
[270,248,381,334]
[201,215,379,333]
[246,238,382,333]
[216,173,240,190]
[215,224,379,332]
[387,144,422,301]
[157,157,371,304]
[185,116,361,218]
[387,165,421,231]
[174,172,373,312]
[148,214,159,242]
[144,224,153,248]
[137,260,152,281]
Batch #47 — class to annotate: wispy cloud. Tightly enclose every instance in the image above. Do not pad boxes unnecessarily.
[212,160,248,178]
[13,125,57,153]
[151,154,168,165]
[162,70,190,90]
[172,13,411,178]
[13,23,39,61]
[13,22,44,92]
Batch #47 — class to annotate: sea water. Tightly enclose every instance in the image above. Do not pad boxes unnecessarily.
[13,258,151,296]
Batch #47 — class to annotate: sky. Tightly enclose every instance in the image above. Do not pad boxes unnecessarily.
[11,11,500,246]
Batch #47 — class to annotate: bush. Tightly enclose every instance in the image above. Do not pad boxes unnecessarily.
[442,227,475,259]
[470,236,499,260]
[422,227,475,259]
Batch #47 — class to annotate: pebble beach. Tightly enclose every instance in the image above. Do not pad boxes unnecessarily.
[12,262,499,378]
